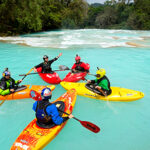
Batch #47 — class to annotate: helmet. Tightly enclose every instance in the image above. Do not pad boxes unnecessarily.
[43,55,48,60]
[3,71,10,77]
[41,87,52,100]
[75,54,81,61]
[96,68,106,79]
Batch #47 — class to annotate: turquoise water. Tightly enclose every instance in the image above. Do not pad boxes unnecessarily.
[0,29,150,150]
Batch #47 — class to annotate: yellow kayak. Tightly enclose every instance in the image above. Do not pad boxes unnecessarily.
[11,89,77,150]
[0,85,55,100]
[60,82,144,102]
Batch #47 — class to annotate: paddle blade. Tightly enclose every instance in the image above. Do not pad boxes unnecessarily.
[30,90,42,101]
[59,65,70,70]
[80,120,100,133]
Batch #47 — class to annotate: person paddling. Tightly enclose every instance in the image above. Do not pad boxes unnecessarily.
[71,54,90,73]
[34,53,62,73]
[86,68,111,96]
[0,69,22,96]
[32,87,74,128]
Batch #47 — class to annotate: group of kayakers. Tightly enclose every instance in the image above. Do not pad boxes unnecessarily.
[0,53,111,128]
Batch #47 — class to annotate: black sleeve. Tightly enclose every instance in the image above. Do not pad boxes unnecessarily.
[62,117,69,122]
[48,57,58,64]
[91,80,96,84]
[0,81,6,90]
[34,62,43,68]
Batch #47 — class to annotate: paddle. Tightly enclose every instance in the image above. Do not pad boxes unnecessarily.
[59,109,100,133]
[30,90,100,133]
[20,68,33,81]
[19,68,70,76]
[82,77,107,96]
[0,68,33,106]
[59,65,97,77]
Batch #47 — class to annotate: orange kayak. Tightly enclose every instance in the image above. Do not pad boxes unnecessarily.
[11,89,77,150]
[0,85,55,100]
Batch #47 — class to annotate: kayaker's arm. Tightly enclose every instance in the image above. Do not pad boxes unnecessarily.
[80,62,89,73]
[98,79,109,91]
[0,88,10,96]
[0,80,7,90]
[91,80,96,84]
[0,80,15,95]
[34,63,43,69]
[46,104,70,125]
[48,57,58,64]
[32,101,38,111]
[49,53,62,64]
[71,64,76,69]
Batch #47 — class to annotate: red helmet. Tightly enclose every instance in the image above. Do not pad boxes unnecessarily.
[75,55,81,61]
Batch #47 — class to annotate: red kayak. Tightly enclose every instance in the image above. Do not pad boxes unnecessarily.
[62,64,90,82]
[37,67,61,84]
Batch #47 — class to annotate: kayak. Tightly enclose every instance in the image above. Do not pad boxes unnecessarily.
[60,82,144,102]
[11,89,77,150]
[62,72,87,82]
[0,85,55,100]
[62,63,90,82]
[37,67,61,84]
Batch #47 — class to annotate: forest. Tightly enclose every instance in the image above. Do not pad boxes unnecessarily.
[0,0,150,35]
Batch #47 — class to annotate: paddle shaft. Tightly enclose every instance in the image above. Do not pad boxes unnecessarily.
[58,109,80,121]
[58,108,100,133]
[19,69,70,76]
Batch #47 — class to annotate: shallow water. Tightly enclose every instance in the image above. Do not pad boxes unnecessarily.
[0,29,150,150]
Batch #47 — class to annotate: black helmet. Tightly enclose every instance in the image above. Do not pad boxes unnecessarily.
[43,55,48,60]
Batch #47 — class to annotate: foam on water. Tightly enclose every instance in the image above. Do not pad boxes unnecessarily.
[0,29,150,48]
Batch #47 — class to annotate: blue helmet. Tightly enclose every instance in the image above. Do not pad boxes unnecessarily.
[3,71,10,77]
[41,87,52,100]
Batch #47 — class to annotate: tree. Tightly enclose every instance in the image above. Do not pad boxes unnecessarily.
[95,6,117,28]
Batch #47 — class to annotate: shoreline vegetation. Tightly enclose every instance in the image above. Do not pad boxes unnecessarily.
[0,0,150,36]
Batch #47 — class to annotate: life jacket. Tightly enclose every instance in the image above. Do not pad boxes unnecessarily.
[0,77,15,90]
[42,62,52,73]
[74,62,85,72]
[96,76,111,92]
[36,100,52,124]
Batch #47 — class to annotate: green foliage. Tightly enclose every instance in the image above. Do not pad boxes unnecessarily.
[0,0,88,35]
[95,6,117,28]
[62,0,88,28]
[86,0,150,30]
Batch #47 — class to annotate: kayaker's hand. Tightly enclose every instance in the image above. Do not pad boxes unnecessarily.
[87,72,90,75]
[87,80,91,84]
[10,89,15,92]
[18,80,22,83]
[58,53,62,58]
[68,114,74,119]
[95,86,101,89]
[34,68,37,72]
[71,69,76,73]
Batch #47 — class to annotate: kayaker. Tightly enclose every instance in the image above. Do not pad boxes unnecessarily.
[71,54,90,73]
[32,87,74,128]
[0,70,22,96]
[86,68,111,96]
[34,53,62,73]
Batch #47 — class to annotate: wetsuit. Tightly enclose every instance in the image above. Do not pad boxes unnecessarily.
[71,62,89,73]
[0,77,19,96]
[33,100,69,128]
[90,76,111,96]
[34,57,58,73]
